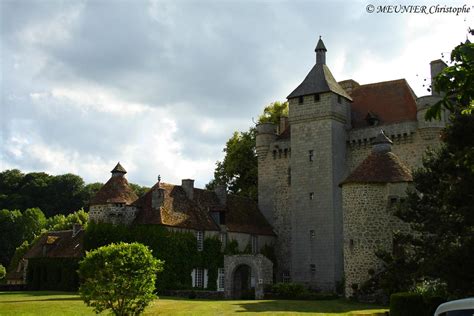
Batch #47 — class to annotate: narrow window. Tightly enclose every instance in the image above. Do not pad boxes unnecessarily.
[309,192,314,200]
[217,268,225,291]
[273,150,277,159]
[195,268,204,288]
[282,271,291,283]
[298,96,304,104]
[314,94,320,102]
[251,235,258,254]
[350,239,354,248]
[196,231,204,251]
[287,168,291,186]
[309,150,314,162]
[310,230,315,238]
[310,264,316,273]
[219,232,227,248]
[284,148,288,158]
[337,95,342,104]
[278,149,282,159]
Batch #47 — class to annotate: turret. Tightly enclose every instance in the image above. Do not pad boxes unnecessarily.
[341,131,412,297]
[256,122,276,161]
[416,60,448,139]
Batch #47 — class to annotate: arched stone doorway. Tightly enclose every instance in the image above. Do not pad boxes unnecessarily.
[224,254,273,299]
[233,264,254,299]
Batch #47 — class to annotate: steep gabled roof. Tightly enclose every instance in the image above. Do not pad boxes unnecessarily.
[90,174,138,206]
[341,151,413,185]
[350,79,417,128]
[133,182,275,236]
[287,64,352,100]
[24,230,84,259]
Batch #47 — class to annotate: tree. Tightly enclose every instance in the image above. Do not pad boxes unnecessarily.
[0,264,5,280]
[207,101,288,200]
[46,209,89,231]
[79,242,163,316]
[426,40,474,119]
[376,39,474,297]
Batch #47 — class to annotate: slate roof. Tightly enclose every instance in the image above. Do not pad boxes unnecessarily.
[133,182,275,236]
[89,174,138,206]
[24,230,84,259]
[287,64,353,100]
[340,151,413,185]
[111,162,127,174]
[350,79,417,128]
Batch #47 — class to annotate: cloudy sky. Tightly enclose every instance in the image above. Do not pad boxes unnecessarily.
[1,0,472,188]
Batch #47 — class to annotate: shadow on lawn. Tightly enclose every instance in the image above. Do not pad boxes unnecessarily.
[233,300,386,314]
[0,297,82,303]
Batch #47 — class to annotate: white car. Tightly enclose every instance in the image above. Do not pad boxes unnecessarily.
[434,298,474,316]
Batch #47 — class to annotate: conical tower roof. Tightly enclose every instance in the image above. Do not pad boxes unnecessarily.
[340,132,412,185]
[90,164,138,206]
[288,38,352,100]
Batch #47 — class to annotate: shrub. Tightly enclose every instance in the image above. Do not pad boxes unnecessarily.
[271,282,308,299]
[0,264,5,279]
[390,292,425,316]
[79,242,163,316]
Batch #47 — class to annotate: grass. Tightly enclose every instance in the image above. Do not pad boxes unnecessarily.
[0,291,388,315]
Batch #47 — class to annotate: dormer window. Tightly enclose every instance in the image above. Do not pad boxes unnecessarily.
[298,96,304,104]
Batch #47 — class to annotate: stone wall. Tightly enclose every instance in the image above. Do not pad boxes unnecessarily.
[342,182,410,297]
[288,92,349,291]
[89,204,138,225]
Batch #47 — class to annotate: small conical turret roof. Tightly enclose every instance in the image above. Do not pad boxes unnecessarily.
[90,163,138,206]
[111,162,127,174]
[287,38,352,100]
[340,132,412,186]
[315,37,327,51]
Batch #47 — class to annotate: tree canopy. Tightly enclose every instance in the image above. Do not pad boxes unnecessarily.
[376,39,474,298]
[207,101,288,200]
[79,242,163,316]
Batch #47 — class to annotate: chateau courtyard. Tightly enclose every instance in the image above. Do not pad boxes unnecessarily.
[0,292,387,316]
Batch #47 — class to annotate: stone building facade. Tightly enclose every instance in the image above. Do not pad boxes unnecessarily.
[256,38,447,292]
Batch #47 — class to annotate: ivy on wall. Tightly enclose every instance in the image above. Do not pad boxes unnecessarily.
[84,223,223,291]
[27,257,79,291]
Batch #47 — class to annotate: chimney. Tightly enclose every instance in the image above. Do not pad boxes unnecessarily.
[214,184,227,206]
[182,179,194,200]
[338,79,360,95]
[430,59,447,96]
[72,224,82,237]
[152,186,164,210]
[279,116,289,135]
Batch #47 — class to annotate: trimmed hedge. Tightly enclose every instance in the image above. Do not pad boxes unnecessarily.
[389,292,426,316]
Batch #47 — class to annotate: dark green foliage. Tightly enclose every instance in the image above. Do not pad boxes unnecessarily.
[84,223,224,292]
[27,258,80,291]
[426,41,474,120]
[0,169,148,217]
[8,241,31,272]
[271,282,308,299]
[424,296,446,316]
[45,209,88,231]
[206,101,289,201]
[0,208,45,267]
[79,242,163,316]
[389,292,425,316]
[0,264,5,279]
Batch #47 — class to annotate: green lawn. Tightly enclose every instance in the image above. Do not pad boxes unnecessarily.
[0,291,388,315]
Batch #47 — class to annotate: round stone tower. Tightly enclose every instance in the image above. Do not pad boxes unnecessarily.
[341,131,413,297]
[89,162,139,225]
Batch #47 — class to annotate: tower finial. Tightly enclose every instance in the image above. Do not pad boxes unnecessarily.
[315,37,327,65]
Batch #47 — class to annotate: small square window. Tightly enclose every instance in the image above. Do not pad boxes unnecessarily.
[298,96,304,104]
[310,230,315,238]
[309,192,314,200]
[310,264,316,273]
[309,150,314,162]
[314,94,320,102]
